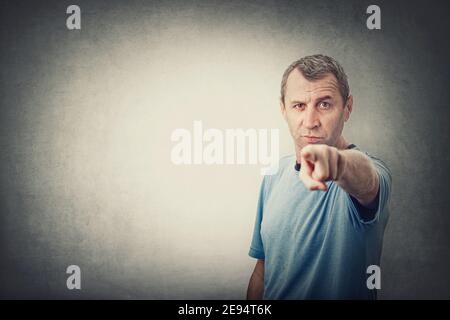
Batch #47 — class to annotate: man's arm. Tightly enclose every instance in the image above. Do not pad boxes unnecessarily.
[299,145,379,206]
[247,259,264,300]
[335,149,379,206]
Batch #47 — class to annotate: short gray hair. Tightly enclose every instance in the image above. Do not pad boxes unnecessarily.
[280,54,349,105]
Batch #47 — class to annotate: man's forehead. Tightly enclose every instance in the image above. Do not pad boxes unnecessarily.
[285,70,340,101]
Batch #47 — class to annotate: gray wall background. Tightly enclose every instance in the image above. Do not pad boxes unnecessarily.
[1,0,449,299]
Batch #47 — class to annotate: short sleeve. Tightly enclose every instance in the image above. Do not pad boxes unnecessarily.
[348,155,392,225]
[248,177,266,259]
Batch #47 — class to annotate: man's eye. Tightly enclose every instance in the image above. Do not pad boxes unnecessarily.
[293,104,305,110]
[319,102,330,109]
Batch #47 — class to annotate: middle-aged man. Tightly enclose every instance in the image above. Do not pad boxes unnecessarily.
[247,54,392,300]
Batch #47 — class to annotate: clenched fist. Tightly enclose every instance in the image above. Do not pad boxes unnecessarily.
[299,144,346,191]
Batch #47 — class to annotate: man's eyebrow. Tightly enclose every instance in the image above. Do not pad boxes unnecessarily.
[288,99,305,105]
[315,95,333,102]
[288,95,333,105]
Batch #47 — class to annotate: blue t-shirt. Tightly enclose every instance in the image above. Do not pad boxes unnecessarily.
[249,145,392,299]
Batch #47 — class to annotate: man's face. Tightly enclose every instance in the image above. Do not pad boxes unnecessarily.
[280,70,352,149]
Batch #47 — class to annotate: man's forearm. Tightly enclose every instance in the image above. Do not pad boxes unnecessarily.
[336,149,379,206]
[247,271,264,300]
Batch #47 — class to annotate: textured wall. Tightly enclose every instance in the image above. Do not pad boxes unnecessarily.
[1,0,449,299]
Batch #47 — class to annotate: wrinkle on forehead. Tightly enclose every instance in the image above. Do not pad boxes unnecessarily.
[305,81,339,93]
[285,71,341,103]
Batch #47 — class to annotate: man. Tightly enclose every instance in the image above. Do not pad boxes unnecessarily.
[247,54,392,300]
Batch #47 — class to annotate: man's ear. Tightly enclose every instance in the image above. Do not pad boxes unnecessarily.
[280,98,287,121]
[344,94,353,122]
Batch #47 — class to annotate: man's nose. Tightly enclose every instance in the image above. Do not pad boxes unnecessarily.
[303,106,320,129]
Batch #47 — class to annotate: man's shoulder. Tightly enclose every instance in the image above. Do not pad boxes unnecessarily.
[261,154,295,187]
[267,154,295,176]
[278,154,296,169]
[350,145,390,170]
[349,146,392,192]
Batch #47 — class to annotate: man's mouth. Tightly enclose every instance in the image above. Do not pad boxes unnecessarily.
[302,136,323,143]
